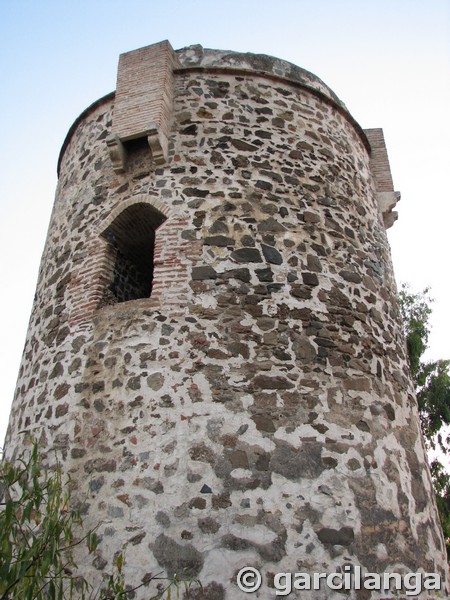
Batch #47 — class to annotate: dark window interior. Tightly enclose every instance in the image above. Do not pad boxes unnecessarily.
[102,203,166,304]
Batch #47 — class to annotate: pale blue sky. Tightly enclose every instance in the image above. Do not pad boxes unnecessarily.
[1,0,449,445]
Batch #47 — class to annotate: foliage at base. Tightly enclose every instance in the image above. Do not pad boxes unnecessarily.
[0,440,95,599]
[0,441,198,599]
[399,284,450,558]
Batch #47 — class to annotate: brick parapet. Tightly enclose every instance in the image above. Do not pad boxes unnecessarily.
[365,128,394,192]
[365,128,400,228]
[113,40,180,141]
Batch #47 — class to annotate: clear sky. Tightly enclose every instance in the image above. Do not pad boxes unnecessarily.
[1,0,449,447]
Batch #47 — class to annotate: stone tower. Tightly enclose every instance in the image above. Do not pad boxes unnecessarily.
[5,41,448,598]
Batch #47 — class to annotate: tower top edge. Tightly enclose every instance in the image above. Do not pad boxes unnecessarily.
[175,44,345,110]
[57,40,371,175]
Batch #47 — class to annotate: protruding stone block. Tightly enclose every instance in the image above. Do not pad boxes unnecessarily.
[378,190,401,228]
[106,134,127,173]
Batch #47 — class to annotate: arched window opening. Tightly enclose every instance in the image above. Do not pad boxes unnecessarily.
[101,203,166,304]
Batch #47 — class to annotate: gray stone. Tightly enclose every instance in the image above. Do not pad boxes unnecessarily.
[128,531,146,545]
[231,248,263,263]
[231,139,258,152]
[340,270,362,283]
[255,267,273,282]
[183,187,209,197]
[107,506,124,518]
[261,244,283,265]
[155,511,171,527]
[189,497,206,509]
[271,440,324,480]
[302,272,319,286]
[204,235,235,247]
[220,268,251,282]
[257,533,287,562]
[54,384,70,400]
[55,403,69,417]
[291,334,316,363]
[152,533,203,578]
[307,254,322,272]
[258,217,286,232]
[84,458,117,473]
[127,376,141,390]
[189,443,216,464]
[317,527,354,546]
[192,266,218,280]
[198,517,221,534]
[147,372,164,391]
[221,534,252,551]
[253,375,294,390]
[229,450,249,469]
[89,477,105,493]
[209,220,229,234]
[252,415,276,433]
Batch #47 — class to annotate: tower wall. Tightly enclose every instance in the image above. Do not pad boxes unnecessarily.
[5,42,448,598]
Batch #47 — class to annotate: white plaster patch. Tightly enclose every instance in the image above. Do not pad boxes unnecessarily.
[230,468,254,479]
[192,293,218,309]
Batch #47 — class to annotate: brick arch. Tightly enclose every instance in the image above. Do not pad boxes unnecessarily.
[100,202,167,304]
[100,194,173,235]
[69,195,200,329]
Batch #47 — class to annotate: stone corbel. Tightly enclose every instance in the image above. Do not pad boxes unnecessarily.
[146,124,169,166]
[106,135,127,174]
[378,191,401,229]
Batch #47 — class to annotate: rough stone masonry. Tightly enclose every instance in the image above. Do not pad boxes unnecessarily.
[5,41,449,598]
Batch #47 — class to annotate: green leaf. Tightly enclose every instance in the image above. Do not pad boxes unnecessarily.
[116,551,123,574]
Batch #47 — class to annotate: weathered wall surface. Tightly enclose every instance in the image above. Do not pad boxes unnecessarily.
[5,43,448,598]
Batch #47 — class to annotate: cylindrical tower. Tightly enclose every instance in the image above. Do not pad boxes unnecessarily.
[5,41,448,598]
